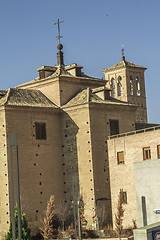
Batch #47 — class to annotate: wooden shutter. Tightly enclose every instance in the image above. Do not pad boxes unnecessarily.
[157,145,160,159]
[117,151,124,164]
[143,147,151,160]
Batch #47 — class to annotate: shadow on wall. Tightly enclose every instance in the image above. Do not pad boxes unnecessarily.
[61,111,79,203]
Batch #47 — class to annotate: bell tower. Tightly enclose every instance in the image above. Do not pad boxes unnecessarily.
[102,52,147,123]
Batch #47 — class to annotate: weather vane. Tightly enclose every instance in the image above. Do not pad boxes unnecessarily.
[54,18,64,43]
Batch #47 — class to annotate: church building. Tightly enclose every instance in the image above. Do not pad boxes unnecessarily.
[0,40,150,238]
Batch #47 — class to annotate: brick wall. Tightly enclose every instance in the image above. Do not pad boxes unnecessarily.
[108,127,160,229]
[2,106,64,236]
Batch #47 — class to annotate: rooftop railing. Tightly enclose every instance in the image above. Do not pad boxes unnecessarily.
[108,125,160,140]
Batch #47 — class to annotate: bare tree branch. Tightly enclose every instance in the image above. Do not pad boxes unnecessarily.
[40,195,55,239]
[96,204,107,230]
[55,200,71,232]
[115,189,125,240]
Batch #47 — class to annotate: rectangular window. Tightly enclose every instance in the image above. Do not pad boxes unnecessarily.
[157,145,160,159]
[35,122,46,140]
[120,191,127,204]
[143,147,151,160]
[110,119,119,135]
[117,151,124,164]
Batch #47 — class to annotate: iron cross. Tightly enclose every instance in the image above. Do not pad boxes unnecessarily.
[54,18,64,43]
[121,44,125,57]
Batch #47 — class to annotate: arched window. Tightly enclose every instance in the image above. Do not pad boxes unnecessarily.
[117,76,122,96]
[129,76,134,96]
[110,78,115,97]
[136,76,140,96]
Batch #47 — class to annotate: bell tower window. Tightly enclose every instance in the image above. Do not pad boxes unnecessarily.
[110,78,115,97]
[136,76,141,96]
[117,76,122,96]
[129,76,134,96]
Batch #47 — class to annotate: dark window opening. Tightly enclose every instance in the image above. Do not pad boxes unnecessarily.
[35,122,46,140]
[110,120,119,135]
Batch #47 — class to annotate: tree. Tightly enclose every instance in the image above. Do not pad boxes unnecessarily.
[55,200,71,232]
[79,196,88,238]
[115,189,125,240]
[40,195,55,239]
[96,204,107,230]
[6,206,32,240]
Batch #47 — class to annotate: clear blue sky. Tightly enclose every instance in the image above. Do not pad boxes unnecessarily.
[0,0,160,123]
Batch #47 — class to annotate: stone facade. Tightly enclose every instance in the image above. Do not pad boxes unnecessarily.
[0,47,150,238]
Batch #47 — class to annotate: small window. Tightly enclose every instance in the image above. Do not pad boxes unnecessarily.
[157,145,160,159]
[35,122,46,140]
[117,151,124,164]
[143,147,151,160]
[120,191,127,204]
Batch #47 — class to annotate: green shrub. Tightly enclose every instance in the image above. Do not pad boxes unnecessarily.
[6,206,32,240]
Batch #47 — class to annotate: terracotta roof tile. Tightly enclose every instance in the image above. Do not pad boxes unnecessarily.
[62,88,135,108]
[0,88,58,108]
[103,60,147,73]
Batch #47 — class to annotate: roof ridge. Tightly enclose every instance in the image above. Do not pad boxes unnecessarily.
[87,88,91,103]
[50,66,73,77]
[3,88,11,106]
[38,90,60,108]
